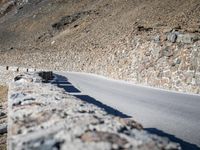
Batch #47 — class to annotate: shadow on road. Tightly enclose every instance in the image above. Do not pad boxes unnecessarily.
[146,128,200,150]
[74,95,130,118]
[52,73,200,150]
[52,74,129,118]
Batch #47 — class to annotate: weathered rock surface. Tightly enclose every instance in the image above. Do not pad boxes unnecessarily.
[8,72,181,150]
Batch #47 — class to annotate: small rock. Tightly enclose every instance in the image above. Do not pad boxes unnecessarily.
[81,131,128,146]
[176,58,181,64]
[33,15,36,18]
[137,26,153,32]
[171,58,181,67]
[117,117,143,130]
[166,142,181,150]
[177,33,199,44]
[51,41,55,45]
[154,35,160,43]
[161,46,174,57]
[0,124,7,134]
[167,32,178,43]
[0,111,6,117]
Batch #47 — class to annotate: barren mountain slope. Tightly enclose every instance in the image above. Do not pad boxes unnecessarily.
[0,0,199,51]
[0,0,200,93]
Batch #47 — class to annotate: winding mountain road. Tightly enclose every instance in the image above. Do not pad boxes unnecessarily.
[56,72,200,149]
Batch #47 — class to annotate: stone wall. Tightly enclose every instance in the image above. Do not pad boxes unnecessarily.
[76,29,200,94]
[0,65,41,85]
[7,72,181,150]
[0,66,21,85]
[57,29,200,94]
[1,29,199,94]
[126,29,200,94]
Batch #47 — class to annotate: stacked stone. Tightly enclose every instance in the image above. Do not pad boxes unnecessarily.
[0,66,39,85]
[8,72,181,150]
[0,66,19,85]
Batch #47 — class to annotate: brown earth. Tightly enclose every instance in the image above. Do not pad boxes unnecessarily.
[0,0,7,5]
[0,86,7,150]
[0,86,7,103]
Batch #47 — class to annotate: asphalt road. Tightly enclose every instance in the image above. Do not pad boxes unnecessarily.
[56,72,200,149]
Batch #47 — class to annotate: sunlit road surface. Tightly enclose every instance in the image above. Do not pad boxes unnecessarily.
[56,72,200,149]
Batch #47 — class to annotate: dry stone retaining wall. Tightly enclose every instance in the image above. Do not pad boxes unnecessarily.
[0,65,46,85]
[1,29,199,94]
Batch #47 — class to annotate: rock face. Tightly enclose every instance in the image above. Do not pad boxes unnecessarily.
[8,72,181,150]
[52,11,93,30]
[125,29,200,94]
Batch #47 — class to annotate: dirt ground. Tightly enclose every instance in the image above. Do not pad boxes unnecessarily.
[0,85,8,150]
[0,86,7,103]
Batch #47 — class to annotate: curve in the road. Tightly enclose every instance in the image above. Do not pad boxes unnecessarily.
[54,72,200,150]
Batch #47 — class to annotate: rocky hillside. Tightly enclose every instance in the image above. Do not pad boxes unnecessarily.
[0,0,200,93]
